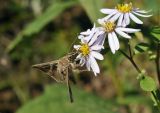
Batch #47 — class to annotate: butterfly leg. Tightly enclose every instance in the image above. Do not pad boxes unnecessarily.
[66,68,74,103]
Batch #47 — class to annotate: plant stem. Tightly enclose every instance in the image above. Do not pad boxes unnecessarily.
[156,42,160,86]
[151,91,160,111]
[119,50,141,73]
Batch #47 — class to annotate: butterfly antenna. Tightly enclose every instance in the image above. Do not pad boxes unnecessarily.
[68,33,79,53]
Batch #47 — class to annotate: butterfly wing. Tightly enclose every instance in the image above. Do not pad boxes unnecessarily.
[32,60,64,82]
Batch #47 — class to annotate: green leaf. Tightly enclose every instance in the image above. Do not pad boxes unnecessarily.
[16,84,117,113]
[150,26,160,41]
[79,0,103,23]
[134,43,150,54]
[6,1,77,52]
[140,76,156,91]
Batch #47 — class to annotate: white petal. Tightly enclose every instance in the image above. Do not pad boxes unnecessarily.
[86,57,91,71]
[76,53,82,59]
[80,57,85,66]
[133,11,152,17]
[91,51,104,60]
[88,31,99,46]
[108,33,116,54]
[112,32,120,50]
[103,11,118,21]
[110,12,121,22]
[117,28,140,33]
[129,13,143,24]
[74,45,81,50]
[91,45,104,50]
[90,55,100,75]
[121,19,127,27]
[87,29,97,43]
[115,28,131,39]
[100,9,116,14]
[81,38,88,43]
[80,29,91,35]
[117,14,124,26]
[89,30,106,47]
[124,13,130,26]
[78,35,84,39]
[135,10,152,14]
[98,18,105,25]
[96,32,106,45]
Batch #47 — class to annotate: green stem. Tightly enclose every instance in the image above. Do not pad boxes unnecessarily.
[151,91,160,111]
[156,42,160,87]
[119,49,141,73]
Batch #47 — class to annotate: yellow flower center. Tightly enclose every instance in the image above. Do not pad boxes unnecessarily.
[116,3,132,13]
[103,21,116,33]
[79,44,90,56]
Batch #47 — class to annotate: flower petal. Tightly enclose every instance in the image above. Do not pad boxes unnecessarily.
[117,13,124,26]
[102,11,118,21]
[78,35,84,39]
[80,29,91,35]
[88,30,99,46]
[133,11,152,17]
[96,32,106,45]
[115,28,131,39]
[124,13,130,26]
[98,18,105,25]
[76,53,82,59]
[100,9,116,14]
[112,32,120,50]
[90,55,100,75]
[129,13,143,24]
[74,45,81,50]
[91,45,104,50]
[91,51,104,60]
[108,33,116,54]
[80,57,85,66]
[116,28,140,33]
[110,12,121,22]
[86,56,91,71]
[135,10,152,14]
[90,29,106,46]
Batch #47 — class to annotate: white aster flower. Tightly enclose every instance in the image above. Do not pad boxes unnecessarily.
[100,2,152,26]
[78,24,106,46]
[98,19,140,54]
[74,37,104,76]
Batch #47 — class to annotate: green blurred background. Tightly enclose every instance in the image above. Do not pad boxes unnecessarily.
[0,0,160,113]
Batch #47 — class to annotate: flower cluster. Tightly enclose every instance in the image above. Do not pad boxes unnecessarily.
[74,3,152,75]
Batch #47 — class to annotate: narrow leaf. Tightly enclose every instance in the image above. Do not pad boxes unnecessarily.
[150,26,160,41]
[134,43,150,54]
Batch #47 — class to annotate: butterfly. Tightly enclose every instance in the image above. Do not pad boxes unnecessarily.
[32,52,78,103]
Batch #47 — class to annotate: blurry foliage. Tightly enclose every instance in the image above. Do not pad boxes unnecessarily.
[6,0,77,52]
[79,0,103,23]
[16,84,117,113]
